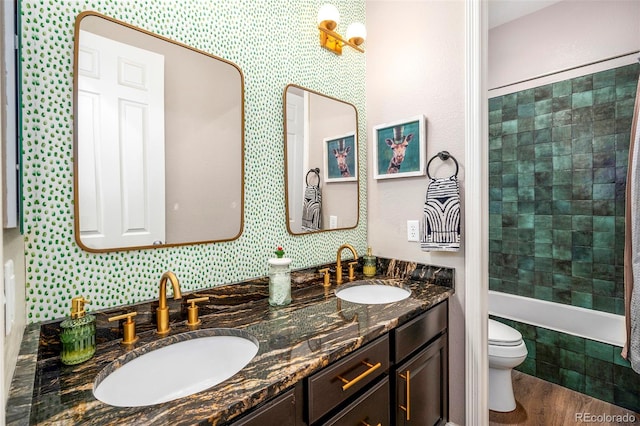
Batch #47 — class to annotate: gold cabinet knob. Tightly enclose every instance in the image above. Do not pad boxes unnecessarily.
[108,312,139,345]
[318,268,331,287]
[186,297,209,327]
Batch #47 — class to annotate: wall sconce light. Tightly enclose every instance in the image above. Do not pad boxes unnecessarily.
[317,4,366,55]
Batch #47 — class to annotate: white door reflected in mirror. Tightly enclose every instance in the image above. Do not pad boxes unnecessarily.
[73,12,245,252]
[78,31,166,249]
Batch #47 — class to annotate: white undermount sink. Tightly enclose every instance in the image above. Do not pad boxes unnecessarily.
[93,329,259,407]
[335,279,411,304]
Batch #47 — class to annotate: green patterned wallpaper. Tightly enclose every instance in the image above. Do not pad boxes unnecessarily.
[20,0,367,322]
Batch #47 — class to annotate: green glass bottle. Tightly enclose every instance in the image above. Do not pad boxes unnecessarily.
[363,247,377,277]
[60,296,96,365]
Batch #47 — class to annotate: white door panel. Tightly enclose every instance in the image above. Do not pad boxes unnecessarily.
[77,90,103,236]
[119,100,148,234]
[78,30,165,249]
[286,92,307,232]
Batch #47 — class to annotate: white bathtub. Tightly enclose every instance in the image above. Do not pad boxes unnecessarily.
[488,290,626,347]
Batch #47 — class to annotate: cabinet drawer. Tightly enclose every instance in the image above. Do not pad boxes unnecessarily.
[307,335,389,424]
[324,377,390,426]
[393,301,447,362]
[232,388,296,426]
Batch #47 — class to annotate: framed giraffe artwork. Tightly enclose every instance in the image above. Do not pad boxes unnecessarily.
[372,115,426,179]
[323,132,358,183]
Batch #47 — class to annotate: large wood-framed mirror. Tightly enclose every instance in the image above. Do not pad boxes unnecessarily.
[284,85,359,234]
[73,12,244,252]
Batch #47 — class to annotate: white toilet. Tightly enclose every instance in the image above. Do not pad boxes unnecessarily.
[488,319,528,412]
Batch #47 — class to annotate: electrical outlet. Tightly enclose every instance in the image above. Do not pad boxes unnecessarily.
[407,220,420,242]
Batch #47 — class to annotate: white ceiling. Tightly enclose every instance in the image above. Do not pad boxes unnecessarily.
[488,0,563,29]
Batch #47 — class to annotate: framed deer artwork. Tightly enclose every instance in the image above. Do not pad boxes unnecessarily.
[372,115,426,179]
[323,132,358,183]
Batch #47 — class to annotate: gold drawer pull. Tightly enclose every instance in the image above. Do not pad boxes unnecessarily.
[360,421,381,426]
[337,360,381,391]
[399,370,411,420]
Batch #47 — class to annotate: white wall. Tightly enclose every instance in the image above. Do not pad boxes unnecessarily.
[308,93,359,229]
[366,1,466,423]
[489,0,640,91]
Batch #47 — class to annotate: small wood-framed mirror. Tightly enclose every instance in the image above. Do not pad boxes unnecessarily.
[284,85,359,234]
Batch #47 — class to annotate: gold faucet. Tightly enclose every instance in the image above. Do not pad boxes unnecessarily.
[336,244,358,284]
[156,271,182,335]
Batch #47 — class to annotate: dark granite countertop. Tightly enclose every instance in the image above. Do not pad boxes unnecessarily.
[7,259,454,425]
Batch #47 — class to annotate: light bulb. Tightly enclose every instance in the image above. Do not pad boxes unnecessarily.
[346,22,366,46]
[317,4,340,30]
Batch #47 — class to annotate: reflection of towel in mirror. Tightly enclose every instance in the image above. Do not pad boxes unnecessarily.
[420,177,460,252]
[301,185,322,232]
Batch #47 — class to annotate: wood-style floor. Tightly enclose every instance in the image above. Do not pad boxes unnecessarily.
[489,371,639,426]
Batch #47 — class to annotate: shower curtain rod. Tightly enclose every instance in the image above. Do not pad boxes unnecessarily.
[489,50,640,91]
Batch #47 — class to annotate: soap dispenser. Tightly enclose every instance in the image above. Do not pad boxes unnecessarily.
[268,246,292,306]
[363,247,377,277]
[59,296,96,365]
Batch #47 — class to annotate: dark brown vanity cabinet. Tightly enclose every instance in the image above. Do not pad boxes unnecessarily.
[230,300,448,426]
[232,385,304,426]
[307,335,390,425]
[323,377,390,426]
[392,301,448,426]
[394,334,448,426]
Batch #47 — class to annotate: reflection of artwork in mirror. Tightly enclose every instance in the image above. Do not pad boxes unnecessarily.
[73,12,244,252]
[284,85,359,235]
[373,115,426,180]
[324,133,357,183]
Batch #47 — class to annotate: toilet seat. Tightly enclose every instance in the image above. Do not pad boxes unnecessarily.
[489,319,523,346]
[489,340,527,359]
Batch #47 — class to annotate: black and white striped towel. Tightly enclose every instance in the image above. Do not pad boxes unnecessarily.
[420,177,461,252]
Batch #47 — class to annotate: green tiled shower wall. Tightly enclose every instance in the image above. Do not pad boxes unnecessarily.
[489,64,639,315]
[489,63,640,411]
[491,316,640,413]
[20,0,367,322]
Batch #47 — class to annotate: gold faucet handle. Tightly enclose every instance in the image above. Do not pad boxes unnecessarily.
[348,261,358,280]
[187,296,210,305]
[186,297,209,326]
[108,312,139,345]
[318,268,331,287]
